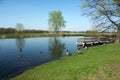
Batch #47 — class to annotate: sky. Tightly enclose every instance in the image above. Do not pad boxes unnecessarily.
[0,0,92,31]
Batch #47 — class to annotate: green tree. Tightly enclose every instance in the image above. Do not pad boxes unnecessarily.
[15,23,24,34]
[81,0,120,42]
[48,10,66,33]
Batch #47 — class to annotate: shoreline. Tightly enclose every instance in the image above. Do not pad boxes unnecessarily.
[11,43,120,80]
[0,33,114,39]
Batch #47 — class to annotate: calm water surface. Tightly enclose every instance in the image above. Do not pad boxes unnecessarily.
[0,36,81,80]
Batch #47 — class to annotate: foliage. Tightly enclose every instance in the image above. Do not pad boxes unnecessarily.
[48,10,66,33]
[15,23,24,33]
[0,28,16,34]
[81,0,120,42]
[23,29,48,33]
[11,43,120,80]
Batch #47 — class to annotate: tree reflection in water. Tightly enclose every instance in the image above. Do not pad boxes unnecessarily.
[16,38,25,58]
[48,37,65,59]
[0,41,1,51]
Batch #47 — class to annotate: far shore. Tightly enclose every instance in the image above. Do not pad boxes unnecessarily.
[0,32,115,38]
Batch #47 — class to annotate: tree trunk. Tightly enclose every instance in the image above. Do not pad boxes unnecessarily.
[116,26,120,43]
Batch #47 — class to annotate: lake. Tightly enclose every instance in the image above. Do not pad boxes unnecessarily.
[0,36,82,80]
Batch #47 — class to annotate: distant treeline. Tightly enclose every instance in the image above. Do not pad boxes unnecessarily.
[23,30,49,33]
[0,28,16,34]
[0,28,49,34]
[0,28,84,34]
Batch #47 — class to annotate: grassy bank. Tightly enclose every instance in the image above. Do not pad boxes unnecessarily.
[11,43,120,80]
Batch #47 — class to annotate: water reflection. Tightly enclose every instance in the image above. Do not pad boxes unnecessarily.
[0,43,1,51]
[16,38,25,58]
[0,37,79,80]
[0,39,3,52]
[48,37,65,59]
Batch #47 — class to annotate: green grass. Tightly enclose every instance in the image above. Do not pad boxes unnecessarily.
[11,43,120,80]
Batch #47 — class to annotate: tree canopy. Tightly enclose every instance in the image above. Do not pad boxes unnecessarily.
[48,10,66,33]
[15,23,24,32]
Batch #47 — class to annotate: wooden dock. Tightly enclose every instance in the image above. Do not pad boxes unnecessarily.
[76,37,114,47]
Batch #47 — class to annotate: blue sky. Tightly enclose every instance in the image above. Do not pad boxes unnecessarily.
[0,0,92,31]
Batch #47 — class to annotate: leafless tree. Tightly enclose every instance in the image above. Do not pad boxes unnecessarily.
[81,0,120,42]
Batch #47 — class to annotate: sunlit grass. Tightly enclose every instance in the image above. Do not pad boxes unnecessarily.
[11,43,120,80]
